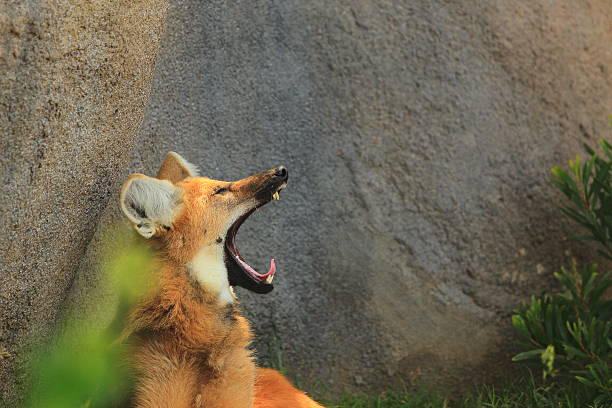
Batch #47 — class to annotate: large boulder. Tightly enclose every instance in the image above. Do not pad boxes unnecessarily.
[125,0,610,394]
[0,0,168,404]
[1,0,610,403]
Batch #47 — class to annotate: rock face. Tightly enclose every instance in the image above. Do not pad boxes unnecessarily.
[1,0,611,404]
[128,0,611,394]
[0,0,168,404]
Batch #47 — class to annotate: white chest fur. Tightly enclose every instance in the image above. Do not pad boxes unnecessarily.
[188,245,234,304]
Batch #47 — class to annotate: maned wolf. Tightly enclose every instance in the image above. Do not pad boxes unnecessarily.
[118,152,324,408]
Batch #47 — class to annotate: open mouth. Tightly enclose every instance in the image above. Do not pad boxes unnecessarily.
[224,182,286,294]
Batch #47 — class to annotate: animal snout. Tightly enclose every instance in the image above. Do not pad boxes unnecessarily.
[274,166,288,181]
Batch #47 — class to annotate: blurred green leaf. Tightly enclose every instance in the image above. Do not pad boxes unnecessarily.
[512,349,546,362]
[23,226,153,408]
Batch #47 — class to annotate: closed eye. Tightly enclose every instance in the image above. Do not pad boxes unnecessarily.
[213,187,229,195]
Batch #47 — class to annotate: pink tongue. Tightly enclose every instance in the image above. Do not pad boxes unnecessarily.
[236,257,276,280]
[267,258,276,277]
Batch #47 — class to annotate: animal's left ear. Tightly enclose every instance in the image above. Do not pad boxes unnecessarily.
[157,151,199,183]
[119,174,182,238]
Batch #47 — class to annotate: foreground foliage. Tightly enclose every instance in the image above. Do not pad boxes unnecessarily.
[511,139,612,404]
[551,139,612,260]
[23,235,153,408]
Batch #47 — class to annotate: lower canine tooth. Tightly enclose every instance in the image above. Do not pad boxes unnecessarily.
[266,275,274,284]
[273,191,280,200]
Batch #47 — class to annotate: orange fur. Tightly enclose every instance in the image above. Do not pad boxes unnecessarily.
[255,368,325,408]
[119,153,324,408]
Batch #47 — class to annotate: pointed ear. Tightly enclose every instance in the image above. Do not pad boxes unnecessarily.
[119,174,182,238]
[157,152,199,183]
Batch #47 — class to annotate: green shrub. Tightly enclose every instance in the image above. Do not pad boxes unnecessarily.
[551,139,612,260]
[22,232,153,408]
[511,139,612,404]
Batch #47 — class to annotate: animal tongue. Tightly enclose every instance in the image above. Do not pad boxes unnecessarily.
[235,257,276,281]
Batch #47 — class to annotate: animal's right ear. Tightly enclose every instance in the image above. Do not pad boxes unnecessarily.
[156,152,199,183]
[119,174,182,238]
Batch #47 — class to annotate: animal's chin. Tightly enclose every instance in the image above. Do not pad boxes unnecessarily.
[224,183,285,294]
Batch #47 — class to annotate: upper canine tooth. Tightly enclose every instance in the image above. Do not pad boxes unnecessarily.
[273,191,280,200]
[266,275,274,284]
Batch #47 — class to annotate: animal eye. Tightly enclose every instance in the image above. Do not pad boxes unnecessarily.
[213,187,228,195]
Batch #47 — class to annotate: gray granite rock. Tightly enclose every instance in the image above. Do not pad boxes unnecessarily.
[0,0,168,404]
[1,0,610,404]
[126,0,610,395]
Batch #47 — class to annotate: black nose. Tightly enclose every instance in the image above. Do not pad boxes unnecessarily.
[274,166,288,181]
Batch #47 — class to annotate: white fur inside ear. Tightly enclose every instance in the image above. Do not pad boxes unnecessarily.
[169,152,200,178]
[120,177,181,235]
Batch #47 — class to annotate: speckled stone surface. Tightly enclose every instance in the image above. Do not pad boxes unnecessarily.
[2,0,611,404]
[119,0,610,395]
[0,0,168,404]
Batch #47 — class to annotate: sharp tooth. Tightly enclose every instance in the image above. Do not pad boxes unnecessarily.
[273,191,280,200]
[266,274,274,284]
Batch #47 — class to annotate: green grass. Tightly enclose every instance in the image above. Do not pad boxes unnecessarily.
[320,371,610,408]
[262,331,609,408]
[261,331,608,407]
[327,390,446,408]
